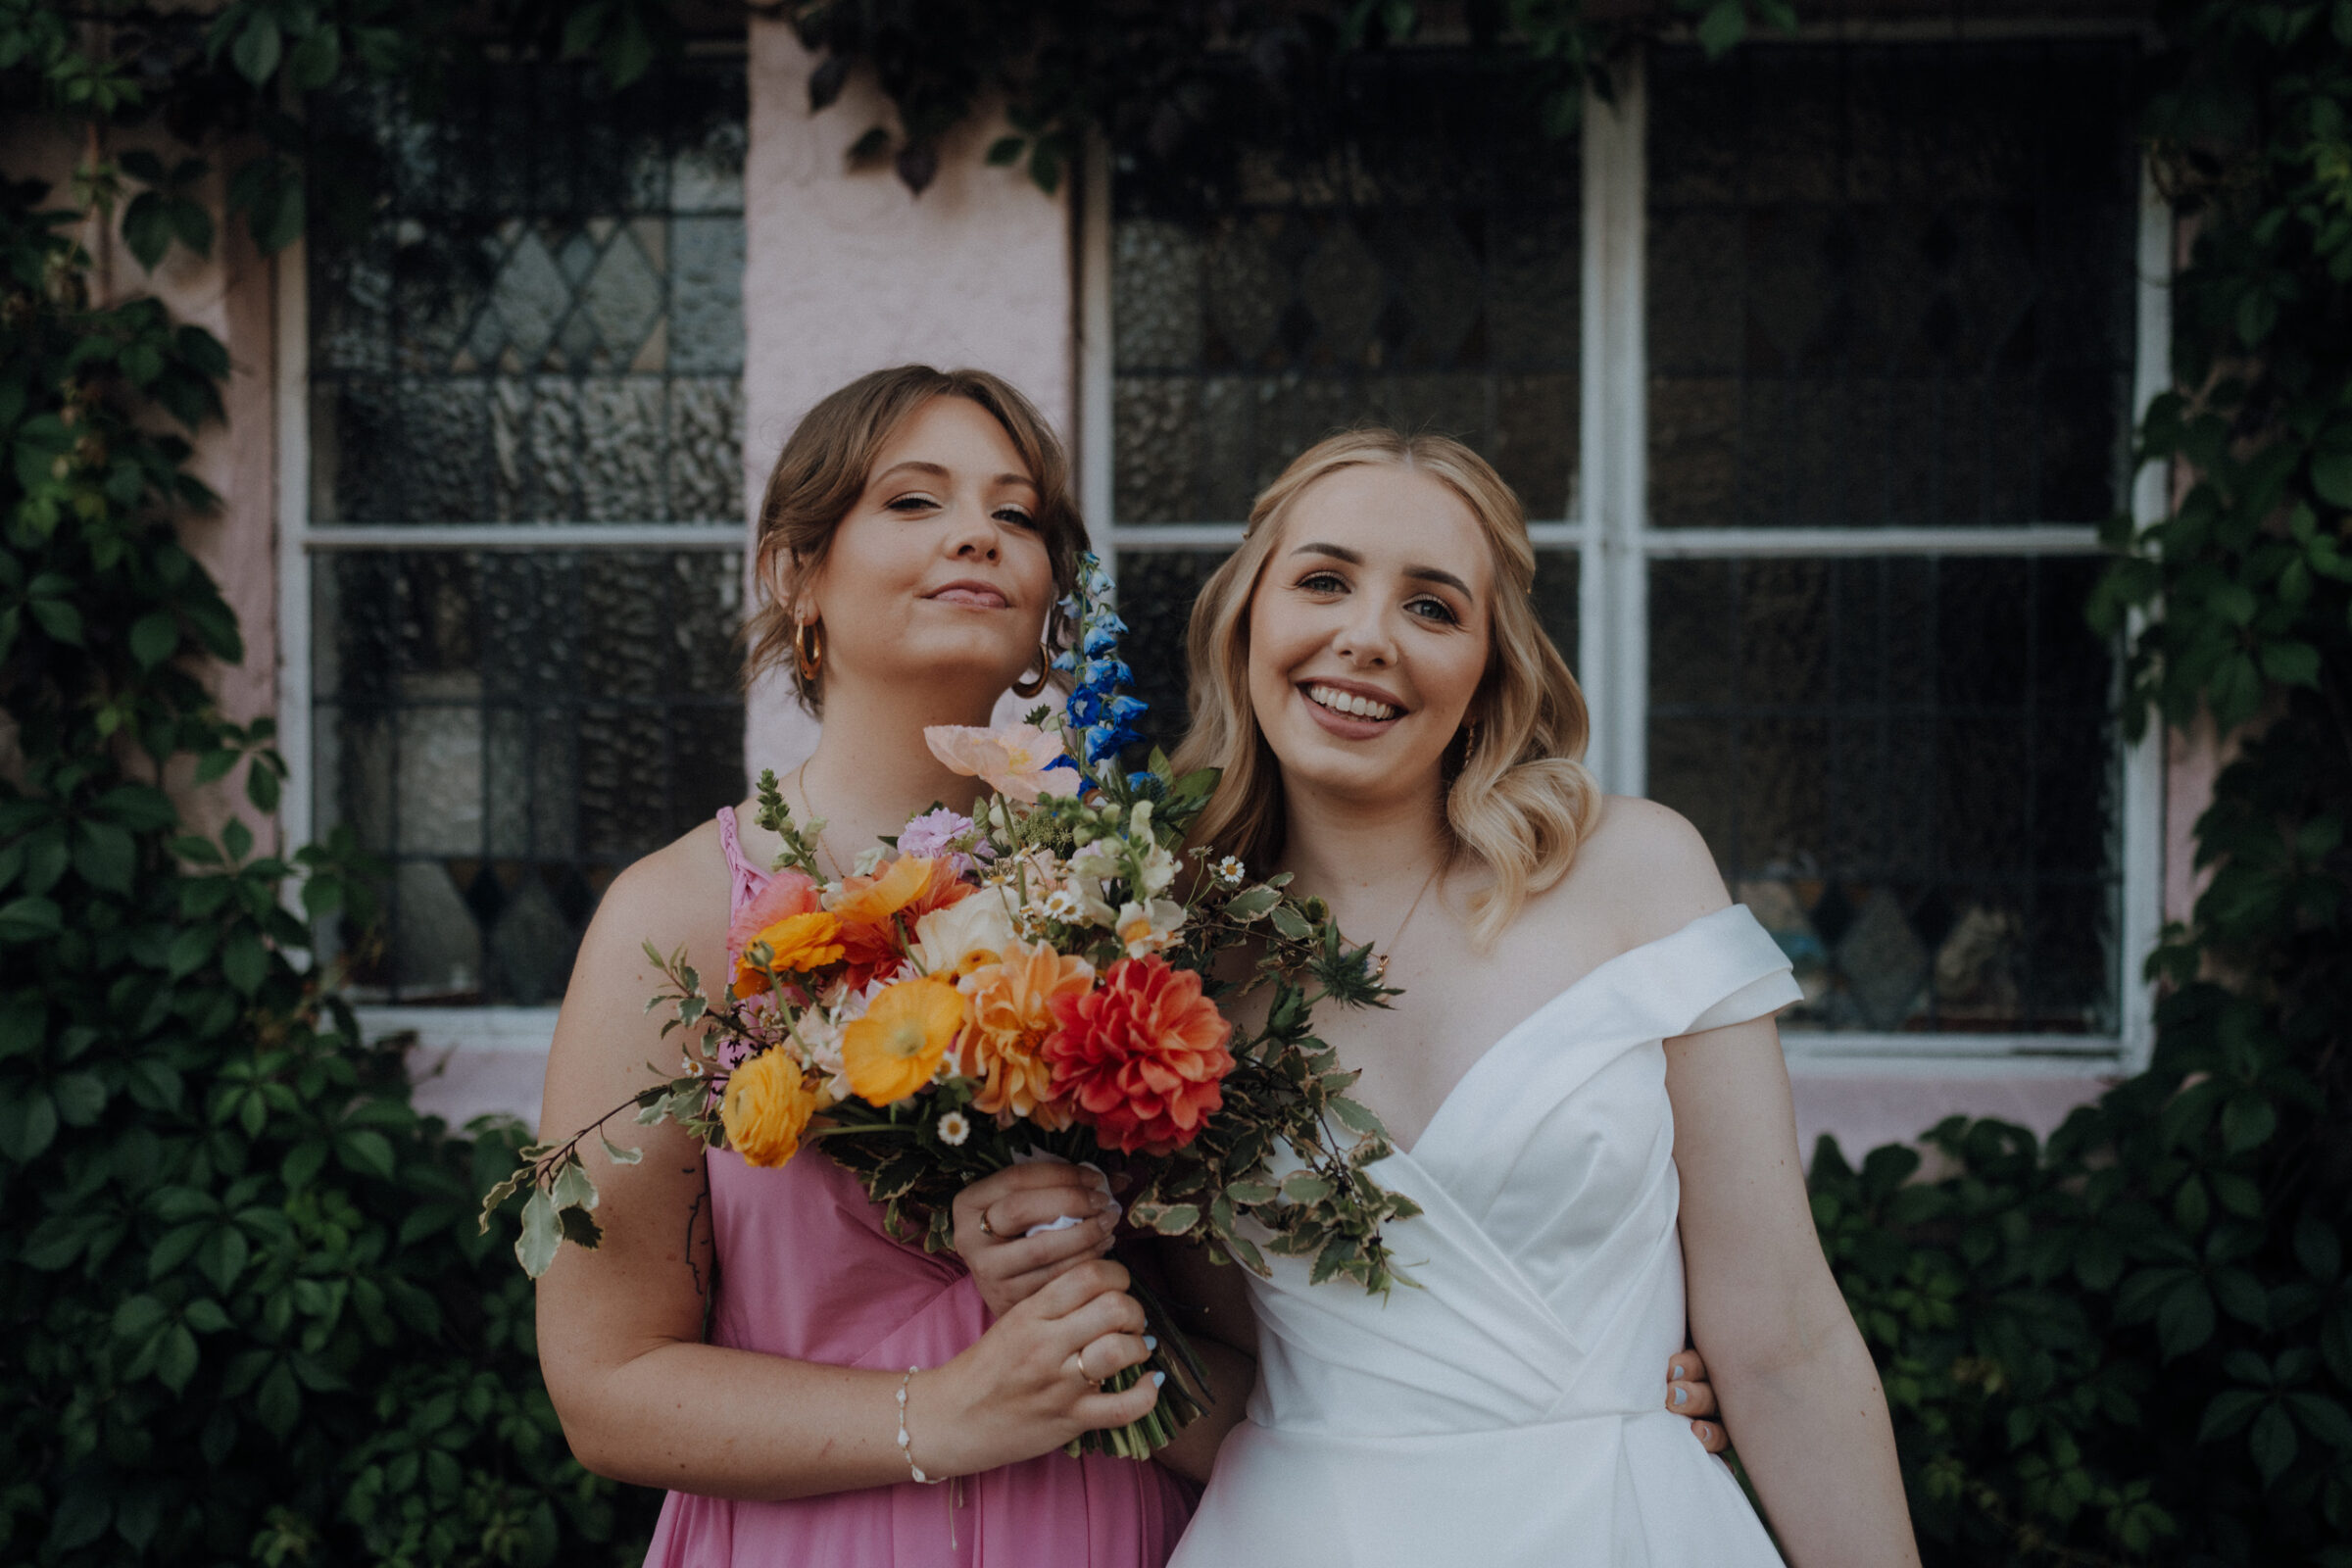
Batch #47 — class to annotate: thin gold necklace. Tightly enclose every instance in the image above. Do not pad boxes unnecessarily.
[1370,856,1447,984]
[791,764,846,879]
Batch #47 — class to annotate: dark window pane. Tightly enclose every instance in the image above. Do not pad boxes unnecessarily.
[1646,556,2118,1034]
[315,550,745,1004]
[310,61,747,524]
[1646,41,2138,528]
[1113,54,1582,523]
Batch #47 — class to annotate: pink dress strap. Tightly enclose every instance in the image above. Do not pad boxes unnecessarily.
[715,805,766,919]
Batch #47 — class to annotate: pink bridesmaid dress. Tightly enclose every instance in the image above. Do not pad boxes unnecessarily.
[640,808,1198,1568]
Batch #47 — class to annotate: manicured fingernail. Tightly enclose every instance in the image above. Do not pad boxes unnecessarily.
[1152,1371,1165,1387]
[1673,1387,1688,1406]
[1671,1363,1685,1380]
[1145,1336,1157,1351]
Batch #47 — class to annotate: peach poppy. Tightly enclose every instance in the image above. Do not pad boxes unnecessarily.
[923,722,1074,804]
[841,977,968,1105]
[726,867,822,963]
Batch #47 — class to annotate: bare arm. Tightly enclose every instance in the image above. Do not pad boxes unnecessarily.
[1667,1012,1920,1568]
[534,830,1159,1500]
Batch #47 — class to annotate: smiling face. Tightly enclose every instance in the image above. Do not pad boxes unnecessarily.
[1246,462,1495,810]
[798,394,1056,706]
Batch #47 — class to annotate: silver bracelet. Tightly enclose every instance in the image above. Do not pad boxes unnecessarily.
[895,1366,947,1486]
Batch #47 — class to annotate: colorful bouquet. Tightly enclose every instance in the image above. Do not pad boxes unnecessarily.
[485,556,1420,1458]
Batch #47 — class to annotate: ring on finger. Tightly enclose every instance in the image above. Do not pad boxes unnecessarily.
[978,1206,999,1240]
[1071,1350,1100,1389]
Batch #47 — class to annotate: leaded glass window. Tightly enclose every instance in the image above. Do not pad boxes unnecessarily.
[1108,53,1582,749]
[1103,35,2155,1054]
[1642,41,2139,1036]
[307,61,748,1004]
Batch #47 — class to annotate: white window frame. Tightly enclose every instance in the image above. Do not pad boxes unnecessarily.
[1082,31,2171,1074]
[272,257,747,1070]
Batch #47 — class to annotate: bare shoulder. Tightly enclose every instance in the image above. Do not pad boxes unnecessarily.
[1557,796,1731,950]
[544,816,735,1120]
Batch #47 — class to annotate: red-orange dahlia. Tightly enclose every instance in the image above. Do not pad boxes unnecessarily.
[1042,955,1234,1154]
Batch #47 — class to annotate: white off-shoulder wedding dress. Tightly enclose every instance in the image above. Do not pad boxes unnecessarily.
[1169,905,1803,1567]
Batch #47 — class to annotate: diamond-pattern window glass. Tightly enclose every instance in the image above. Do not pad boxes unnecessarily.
[310,60,747,524]
[1112,53,1582,740]
[1646,41,2138,530]
[314,550,747,1004]
[1646,556,2119,1035]
[308,61,748,1004]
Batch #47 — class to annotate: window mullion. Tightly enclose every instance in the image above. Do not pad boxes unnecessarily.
[1579,53,1648,799]
[2118,156,2177,1072]
[274,236,315,865]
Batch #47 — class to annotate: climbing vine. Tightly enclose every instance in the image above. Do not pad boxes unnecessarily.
[5,1,2348,1564]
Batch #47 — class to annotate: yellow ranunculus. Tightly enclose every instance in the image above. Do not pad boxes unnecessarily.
[720,1050,819,1168]
[733,910,846,996]
[841,977,967,1106]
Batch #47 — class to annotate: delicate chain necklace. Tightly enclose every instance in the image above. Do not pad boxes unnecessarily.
[1370,856,1447,984]
[791,764,846,879]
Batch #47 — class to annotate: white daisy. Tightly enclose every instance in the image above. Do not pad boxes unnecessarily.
[1215,855,1246,886]
[936,1110,971,1147]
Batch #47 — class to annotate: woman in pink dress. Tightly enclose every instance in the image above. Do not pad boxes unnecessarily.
[534,367,1230,1567]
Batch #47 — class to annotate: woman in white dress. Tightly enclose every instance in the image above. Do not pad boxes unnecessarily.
[1157,430,1920,1567]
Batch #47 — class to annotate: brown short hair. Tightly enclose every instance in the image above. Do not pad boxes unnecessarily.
[745,366,1085,714]
[1170,428,1601,943]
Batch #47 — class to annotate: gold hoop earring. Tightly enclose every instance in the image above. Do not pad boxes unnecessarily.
[793,617,824,683]
[1010,644,1052,700]
[1459,717,1480,766]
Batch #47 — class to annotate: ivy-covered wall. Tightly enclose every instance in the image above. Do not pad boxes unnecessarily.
[5,2,2348,1565]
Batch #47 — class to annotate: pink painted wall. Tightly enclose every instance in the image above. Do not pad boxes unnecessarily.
[738,18,1077,780]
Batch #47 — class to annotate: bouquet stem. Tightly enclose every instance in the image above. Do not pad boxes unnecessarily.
[1060,1271,1209,1460]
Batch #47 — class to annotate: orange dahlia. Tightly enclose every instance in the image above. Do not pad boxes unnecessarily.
[841,976,968,1105]
[720,1049,819,1167]
[1043,955,1234,1154]
[959,940,1095,1129]
[827,856,974,989]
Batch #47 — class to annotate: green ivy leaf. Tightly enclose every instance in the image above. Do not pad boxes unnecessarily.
[1695,0,1747,55]
[230,13,282,84]
[283,25,340,91]
[2312,452,2352,508]
[221,928,266,996]
[128,611,178,668]
[2250,1401,2299,1485]
[0,896,63,943]
[74,819,134,894]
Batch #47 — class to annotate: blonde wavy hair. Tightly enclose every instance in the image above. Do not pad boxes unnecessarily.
[1170,429,1602,944]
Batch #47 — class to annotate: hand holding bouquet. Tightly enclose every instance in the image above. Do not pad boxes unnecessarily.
[485,557,1420,1458]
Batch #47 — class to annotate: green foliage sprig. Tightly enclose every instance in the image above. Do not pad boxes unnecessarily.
[791,0,1796,195]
